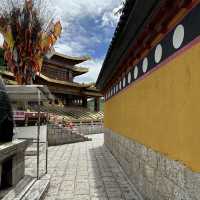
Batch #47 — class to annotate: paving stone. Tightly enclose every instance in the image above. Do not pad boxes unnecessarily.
[56,192,74,200]
[28,134,142,200]
[74,195,90,200]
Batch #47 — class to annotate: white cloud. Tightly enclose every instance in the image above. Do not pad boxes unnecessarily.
[54,43,73,55]
[51,0,120,18]
[75,58,104,83]
[50,0,122,83]
[101,8,120,27]
[55,41,84,56]
[51,0,121,51]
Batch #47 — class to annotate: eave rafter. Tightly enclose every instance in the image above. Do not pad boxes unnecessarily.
[101,0,199,93]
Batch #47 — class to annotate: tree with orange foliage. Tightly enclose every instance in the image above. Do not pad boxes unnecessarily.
[0,0,62,84]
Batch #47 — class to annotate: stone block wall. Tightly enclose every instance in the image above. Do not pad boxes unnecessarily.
[0,165,1,188]
[12,151,25,185]
[76,124,104,135]
[48,124,90,146]
[104,129,200,200]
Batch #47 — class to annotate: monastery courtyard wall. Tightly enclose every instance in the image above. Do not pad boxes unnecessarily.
[103,5,200,199]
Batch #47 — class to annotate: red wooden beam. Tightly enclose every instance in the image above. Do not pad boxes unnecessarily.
[104,0,198,90]
[182,0,195,9]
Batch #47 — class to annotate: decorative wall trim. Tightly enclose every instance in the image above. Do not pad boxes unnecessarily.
[104,4,200,101]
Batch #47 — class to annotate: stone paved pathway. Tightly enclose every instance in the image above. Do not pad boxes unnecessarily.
[44,134,142,200]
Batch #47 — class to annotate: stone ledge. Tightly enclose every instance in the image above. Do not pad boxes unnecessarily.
[21,179,50,200]
[48,125,91,146]
[0,140,29,162]
[1,175,50,200]
[1,175,35,200]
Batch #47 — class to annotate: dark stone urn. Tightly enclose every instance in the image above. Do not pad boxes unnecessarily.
[0,77,13,142]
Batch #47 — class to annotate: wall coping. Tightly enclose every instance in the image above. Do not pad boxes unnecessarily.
[0,140,29,162]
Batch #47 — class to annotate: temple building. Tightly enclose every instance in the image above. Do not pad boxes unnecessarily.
[97,0,200,199]
[0,50,102,111]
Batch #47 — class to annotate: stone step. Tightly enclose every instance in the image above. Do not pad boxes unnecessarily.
[1,175,50,200]
[21,179,49,200]
[1,175,36,200]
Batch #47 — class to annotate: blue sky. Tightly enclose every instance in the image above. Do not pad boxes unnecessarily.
[51,0,122,83]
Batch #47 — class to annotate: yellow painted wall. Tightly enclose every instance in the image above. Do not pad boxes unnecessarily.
[105,42,200,172]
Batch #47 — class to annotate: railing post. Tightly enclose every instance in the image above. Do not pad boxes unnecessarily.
[37,90,41,180]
